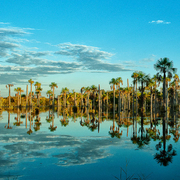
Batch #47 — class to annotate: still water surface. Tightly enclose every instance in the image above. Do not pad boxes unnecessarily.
[0,109,180,180]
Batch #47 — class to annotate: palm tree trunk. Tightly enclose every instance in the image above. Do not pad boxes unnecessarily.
[113,87,115,118]
[26,85,28,107]
[8,86,11,106]
[30,84,32,107]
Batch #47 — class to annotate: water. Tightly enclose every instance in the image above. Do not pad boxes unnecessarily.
[0,108,180,180]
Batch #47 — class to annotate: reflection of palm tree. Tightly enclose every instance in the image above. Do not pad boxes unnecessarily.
[154,143,176,166]
[49,113,57,131]
[27,110,33,135]
[6,84,14,106]
[109,120,122,139]
[34,113,41,131]
[4,111,12,129]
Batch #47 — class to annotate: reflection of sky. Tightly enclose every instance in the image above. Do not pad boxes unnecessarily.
[0,111,180,180]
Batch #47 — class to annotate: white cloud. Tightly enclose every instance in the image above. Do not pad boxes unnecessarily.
[148,20,171,24]
[0,22,10,25]
[55,43,132,72]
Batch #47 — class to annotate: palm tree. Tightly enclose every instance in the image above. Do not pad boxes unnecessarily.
[109,77,122,116]
[152,75,161,120]
[28,79,34,107]
[147,78,155,121]
[131,72,139,115]
[90,85,98,109]
[14,87,24,106]
[46,90,53,106]
[49,82,58,106]
[84,86,91,108]
[137,71,150,114]
[173,74,179,110]
[154,58,177,115]
[61,87,69,107]
[35,87,42,106]
[116,77,123,114]
[6,84,14,106]
[80,87,85,108]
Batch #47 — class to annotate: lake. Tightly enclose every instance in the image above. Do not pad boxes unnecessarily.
[0,108,180,180]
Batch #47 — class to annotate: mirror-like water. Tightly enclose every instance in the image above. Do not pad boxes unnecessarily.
[0,108,180,180]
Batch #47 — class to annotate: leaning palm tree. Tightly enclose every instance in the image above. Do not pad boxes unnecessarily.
[6,84,14,106]
[49,82,58,106]
[28,79,34,107]
[154,58,177,115]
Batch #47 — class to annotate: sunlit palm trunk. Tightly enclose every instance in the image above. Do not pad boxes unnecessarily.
[26,85,28,107]
[8,86,11,106]
[118,90,121,116]
[52,87,55,106]
[30,84,32,107]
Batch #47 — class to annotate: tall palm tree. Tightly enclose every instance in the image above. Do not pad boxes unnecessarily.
[61,87,69,107]
[28,79,34,107]
[80,87,85,108]
[109,77,122,117]
[6,84,14,106]
[84,86,91,108]
[154,58,177,114]
[131,72,139,115]
[90,85,98,109]
[116,77,123,114]
[49,82,58,106]
[14,88,20,107]
[137,71,150,114]
[173,74,179,109]
[152,75,161,120]
[147,78,155,121]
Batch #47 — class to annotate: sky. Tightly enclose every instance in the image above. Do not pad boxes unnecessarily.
[0,0,180,97]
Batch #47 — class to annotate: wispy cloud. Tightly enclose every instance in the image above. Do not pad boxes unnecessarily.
[0,24,133,84]
[0,22,10,25]
[148,20,171,24]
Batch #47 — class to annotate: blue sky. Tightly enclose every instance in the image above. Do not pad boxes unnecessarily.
[0,0,180,96]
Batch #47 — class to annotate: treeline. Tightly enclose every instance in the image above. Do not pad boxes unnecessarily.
[0,58,180,119]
